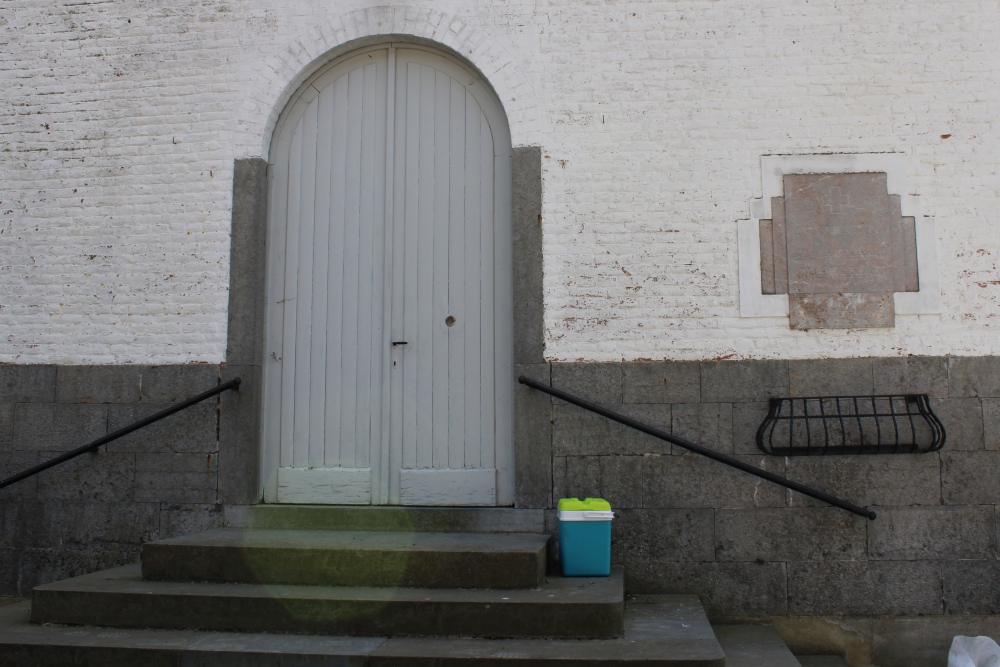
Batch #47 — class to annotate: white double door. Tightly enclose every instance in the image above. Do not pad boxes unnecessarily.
[262,46,513,506]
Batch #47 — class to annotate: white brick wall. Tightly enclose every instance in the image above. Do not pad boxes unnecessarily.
[1,0,998,363]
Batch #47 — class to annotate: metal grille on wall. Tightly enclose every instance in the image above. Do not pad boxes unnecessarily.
[756,395,946,456]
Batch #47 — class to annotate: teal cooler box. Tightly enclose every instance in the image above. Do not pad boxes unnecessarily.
[557,498,614,576]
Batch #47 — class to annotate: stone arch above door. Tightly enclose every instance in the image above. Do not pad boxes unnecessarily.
[233,6,540,160]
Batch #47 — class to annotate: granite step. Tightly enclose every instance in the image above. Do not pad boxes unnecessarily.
[142,528,549,589]
[0,595,722,666]
[713,624,801,667]
[31,564,624,639]
[796,657,850,667]
[228,505,546,534]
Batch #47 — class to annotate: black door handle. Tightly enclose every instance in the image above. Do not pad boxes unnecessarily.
[392,341,408,346]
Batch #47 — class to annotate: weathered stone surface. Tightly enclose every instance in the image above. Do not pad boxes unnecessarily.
[869,614,1000,667]
[670,403,733,455]
[0,405,12,451]
[930,398,983,450]
[715,508,865,562]
[701,361,788,403]
[552,402,669,456]
[713,624,801,667]
[226,158,268,367]
[943,560,1000,614]
[623,362,700,404]
[0,499,33,549]
[0,451,38,500]
[985,398,1000,450]
[873,357,949,397]
[13,403,107,452]
[0,366,56,403]
[106,403,217,454]
[242,506,546,534]
[788,358,874,397]
[135,472,216,504]
[514,364,551,509]
[868,506,996,560]
[785,454,940,507]
[29,501,159,550]
[158,503,226,539]
[35,452,134,502]
[218,364,259,506]
[143,529,549,590]
[626,561,787,617]
[789,293,894,330]
[949,356,1000,398]
[732,402,770,455]
[55,366,141,404]
[788,561,942,615]
[943,452,1000,505]
[512,146,545,366]
[553,455,642,508]
[612,509,714,562]
[551,362,622,405]
[139,365,220,404]
[31,564,626,639]
[642,454,784,509]
[0,549,16,594]
[17,544,140,591]
[782,172,913,296]
[759,217,776,294]
[136,452,217,474]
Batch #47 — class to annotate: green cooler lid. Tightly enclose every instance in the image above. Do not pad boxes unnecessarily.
[557,497,612,511]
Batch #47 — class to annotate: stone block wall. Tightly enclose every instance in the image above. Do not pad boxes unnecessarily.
[0,364,255,597]
[518,356,1000,619]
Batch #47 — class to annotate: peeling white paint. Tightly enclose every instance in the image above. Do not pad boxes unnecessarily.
[0,0,998,363]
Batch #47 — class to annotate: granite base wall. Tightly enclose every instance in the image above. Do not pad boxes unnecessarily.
[0,363,256,596]
[516,356,1000,627]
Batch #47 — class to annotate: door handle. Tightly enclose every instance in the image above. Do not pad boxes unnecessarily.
[392,341,408,346]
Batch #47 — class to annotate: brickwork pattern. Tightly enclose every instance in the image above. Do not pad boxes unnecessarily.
[1,1,999,362]
[0,364,239,596]
[540,356,1000,618]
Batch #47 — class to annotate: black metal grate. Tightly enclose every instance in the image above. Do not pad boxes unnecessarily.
[756,395,945,456]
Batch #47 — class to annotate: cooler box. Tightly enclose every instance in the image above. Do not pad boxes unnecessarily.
[557,497,614,577]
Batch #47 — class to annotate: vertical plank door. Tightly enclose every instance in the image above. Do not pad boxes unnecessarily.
[388,49,512,506]
[263,50,389,504]
[262,46,512,506]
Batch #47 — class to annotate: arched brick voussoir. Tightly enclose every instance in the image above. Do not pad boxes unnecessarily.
[234,5,540,161]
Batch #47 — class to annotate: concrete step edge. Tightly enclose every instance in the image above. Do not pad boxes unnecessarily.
[141,528,550,588]
[228,505,547,533]
[712,624,802,667]
[1,596,725,665]
[31,564,625,639]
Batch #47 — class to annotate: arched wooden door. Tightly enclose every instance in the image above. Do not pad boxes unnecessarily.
[261,45,513,506]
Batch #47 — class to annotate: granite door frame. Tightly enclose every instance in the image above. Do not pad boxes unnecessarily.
[224,146,548,507]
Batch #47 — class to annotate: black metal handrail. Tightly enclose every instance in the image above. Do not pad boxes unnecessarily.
[0,377,241,491]
[518,375,876,520]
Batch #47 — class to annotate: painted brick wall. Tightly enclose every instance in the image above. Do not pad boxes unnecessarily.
[1,0,999,363]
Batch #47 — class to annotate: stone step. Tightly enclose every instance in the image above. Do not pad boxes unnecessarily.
[142,528,549,589]
[31,564,624,639]
[1,595,723,666]
[228,504,547,533]
[796,657,850,667]
[712,624,801,667]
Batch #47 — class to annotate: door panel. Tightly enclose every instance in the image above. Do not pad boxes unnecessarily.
[265,51,389,504]
[389,50,501,506]
[263,46,511,506]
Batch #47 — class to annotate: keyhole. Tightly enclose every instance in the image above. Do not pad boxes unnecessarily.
[445,316,456,327]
